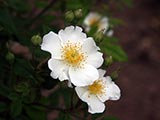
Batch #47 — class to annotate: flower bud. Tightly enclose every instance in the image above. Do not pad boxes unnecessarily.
[105,56,113,66]
[74,9,83,18]
[6,52,15,63]
[65,10,74,22]
[94,31,103,42]
[31,35,42,46]
[110,68,120,81]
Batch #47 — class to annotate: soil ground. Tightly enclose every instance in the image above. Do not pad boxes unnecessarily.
[107,0,160,120]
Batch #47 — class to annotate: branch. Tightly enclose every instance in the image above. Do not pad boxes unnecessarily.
[29,0,58,26]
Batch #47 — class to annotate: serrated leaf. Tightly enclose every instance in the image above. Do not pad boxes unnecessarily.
[101,43,128,62]
[10,100,22,118]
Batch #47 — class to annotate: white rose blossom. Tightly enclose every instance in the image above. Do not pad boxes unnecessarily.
[83,12,113,36]
[75,69,120,114]
[41,26,104,87]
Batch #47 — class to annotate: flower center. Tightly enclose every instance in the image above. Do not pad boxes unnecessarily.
[88,80,105,95]
[89,18,99,26]
[62,42,86,67]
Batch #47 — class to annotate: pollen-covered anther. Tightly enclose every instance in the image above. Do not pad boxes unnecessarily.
[61,42,86,68]
[88,80,105,95]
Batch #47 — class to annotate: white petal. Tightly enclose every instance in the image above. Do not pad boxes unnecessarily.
[75,87,105,114]
[97,76,120,102]
[86,52,104,68]
[106,30,114,37]
[88,95,105,114]
[82,37,99,54]
[104,76,112,84]
[58,26,86,44]
[98,17,109,33]
[98,69,106,79]
[75,86,88,101]
[84,12,101,26]
[106,82,121,100]
[103,76,121,100]
[41,31,62,58]
[48,59,69,81]
[67,80,73,88]
[69,64,99,86]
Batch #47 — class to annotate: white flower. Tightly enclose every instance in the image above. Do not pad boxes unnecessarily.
[75,69,120,114]
[83,12,113,36]
[41,26,104,87]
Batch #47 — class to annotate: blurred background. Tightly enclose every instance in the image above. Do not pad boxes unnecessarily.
[107,0,160,120]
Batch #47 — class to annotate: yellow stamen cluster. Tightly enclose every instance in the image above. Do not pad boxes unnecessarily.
[61,42,86,67]
[88,80,105,95]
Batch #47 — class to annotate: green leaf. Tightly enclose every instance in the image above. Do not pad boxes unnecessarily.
[92,113,103,120]
[101,42,128,62]
[122,0,133,7]
[35,1,49,9]
[14,115,29,120]
[56,113,72,120]
[13,59,34,79]
[0,102,7,112]
[109,18,124,27]
[24,105,46,120]
[10,100,22,118]
[0,85,10,98]
[7,0,30,12]
[0,8,17,34]
[8,92,19,100]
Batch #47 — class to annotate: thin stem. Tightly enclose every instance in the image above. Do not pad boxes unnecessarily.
[36,57,49,70]
[29,0,58,26]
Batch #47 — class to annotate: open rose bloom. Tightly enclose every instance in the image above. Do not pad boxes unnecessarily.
[41,26,104,87]
[84,12,113,36]
[75,69,121,114]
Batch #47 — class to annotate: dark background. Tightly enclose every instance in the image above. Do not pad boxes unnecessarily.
[107,0,160,120]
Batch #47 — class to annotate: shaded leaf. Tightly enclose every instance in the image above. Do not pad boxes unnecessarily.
[24,105,46,120]
[0,8,17,34]
[10,100,22,117]
[0,102,8,112]
[101,42,128,62]
[0,85,10,98]
[13,59,34,79]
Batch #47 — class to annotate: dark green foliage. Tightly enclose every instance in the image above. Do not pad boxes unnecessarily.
[10,100,22,118]
[0,0,130,119]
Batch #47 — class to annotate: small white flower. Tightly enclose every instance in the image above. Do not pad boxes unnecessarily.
[75,69,120,114]
[83,12,113,36]
[41,26,104,87]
